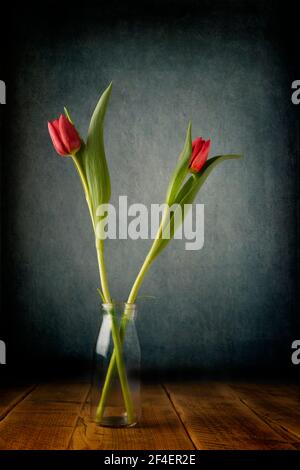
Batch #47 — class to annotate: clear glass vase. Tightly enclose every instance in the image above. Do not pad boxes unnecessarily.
[91,302,141,427]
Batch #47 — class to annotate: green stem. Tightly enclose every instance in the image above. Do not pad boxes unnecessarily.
[95,313,128,420]
[96,248,157,421]
[71,153,134,423]
[128,207,169,303]
[71,155,95,231]
[95,241,135,424]
[96,209,170,420]
[108,308,135,424]
[96,240,111,303]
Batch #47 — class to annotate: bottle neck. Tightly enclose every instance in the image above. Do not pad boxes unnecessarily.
[102,302,137,321]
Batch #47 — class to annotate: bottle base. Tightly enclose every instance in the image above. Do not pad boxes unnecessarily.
[95,415,138,428]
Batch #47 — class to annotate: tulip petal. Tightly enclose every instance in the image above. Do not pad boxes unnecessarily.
[191,137,205,164]
[190,138,211,172]
[51,118,60,133]
[48,120,69,156]
[59,114,81,154]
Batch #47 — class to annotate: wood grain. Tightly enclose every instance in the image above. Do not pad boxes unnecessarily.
[164,382,297,450]
[69,384,195,450]
[230,383,300,445]
[0,384,36,421]
[0,382,89,450]
[0,380,299,450]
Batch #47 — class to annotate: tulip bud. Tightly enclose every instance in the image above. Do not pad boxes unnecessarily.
[189,137,211,173]
[48,114,81,156]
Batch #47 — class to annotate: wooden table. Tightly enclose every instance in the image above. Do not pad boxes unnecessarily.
[0,381,299,450]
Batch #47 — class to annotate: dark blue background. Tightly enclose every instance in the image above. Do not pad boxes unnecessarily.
[1,1,299,377]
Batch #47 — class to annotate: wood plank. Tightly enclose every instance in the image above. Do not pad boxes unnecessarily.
[1,381,298,450]
[0,384,36,421]
[230,383,300,444]
[164,382,296,450]
[69,384,195,450]
[0,382,89,450]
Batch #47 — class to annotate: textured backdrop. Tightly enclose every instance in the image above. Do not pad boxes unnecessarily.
[2,1,299,376]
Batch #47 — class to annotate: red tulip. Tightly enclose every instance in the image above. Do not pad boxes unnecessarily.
[48,114,81,156]
[189,137,211,172]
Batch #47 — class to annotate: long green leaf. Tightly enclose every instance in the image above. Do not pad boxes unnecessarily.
[84,83,113,221]
[152,154,241,258]
[165,122,192,205]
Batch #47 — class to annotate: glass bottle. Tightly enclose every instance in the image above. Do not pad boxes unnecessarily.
[91,302,141,427]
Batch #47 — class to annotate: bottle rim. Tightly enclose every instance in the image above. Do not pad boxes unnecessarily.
[102,301,137,310]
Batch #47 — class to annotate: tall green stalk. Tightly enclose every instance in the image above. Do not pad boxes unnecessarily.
[71,151,134,425]
[95,240,135,424]
[95,216,167,420]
